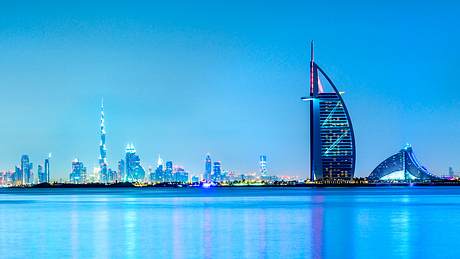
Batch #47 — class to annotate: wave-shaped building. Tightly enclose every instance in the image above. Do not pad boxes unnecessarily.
[368,144,440,182]
[304,42,356,182]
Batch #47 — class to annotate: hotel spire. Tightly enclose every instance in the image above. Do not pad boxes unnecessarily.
[310,40,316,96]
[311,40,314,62]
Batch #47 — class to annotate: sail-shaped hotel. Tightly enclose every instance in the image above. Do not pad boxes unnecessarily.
[303,42,356,182]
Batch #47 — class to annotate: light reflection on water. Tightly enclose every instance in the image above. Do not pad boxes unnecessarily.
[71,202,79,259]
[1,187,460,259]
[124,208,136,258]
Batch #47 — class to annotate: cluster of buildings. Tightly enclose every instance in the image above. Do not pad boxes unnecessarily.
[148,156,190,183]
[75,99,275,184]
[67,99,192,184]
[0,98,275,186]
[69,149,274,185]
[5,42,447,187]
[0,155,50,186]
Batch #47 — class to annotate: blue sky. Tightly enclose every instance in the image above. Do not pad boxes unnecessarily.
[0,0,459,179]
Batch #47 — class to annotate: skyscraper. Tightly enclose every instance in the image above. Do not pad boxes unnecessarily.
[107,169,117,183]
[14,166,21,185]
[69,159,87,184]
[165,161,173,182]
[0,171,13,186]
[153,155,164,182]
[173,166,189,183]
[303,42,356,182]
[37,165,45,184]
[118,159,125,181]
[213,161,222,182]
[259,155,268,177]
[21,155,33,185]
[99,98,108,183]
[124,144,145,182]
[204,154,212,182]
[44,155,50,183]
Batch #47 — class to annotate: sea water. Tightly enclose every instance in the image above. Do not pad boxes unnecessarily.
[0,187,459,259]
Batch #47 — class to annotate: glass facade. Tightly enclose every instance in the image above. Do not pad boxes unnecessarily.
[37,165,45,184]
[204,154,212,181]
[99,99,108,183]
[21,155,33,185]
[213,161,222,181]
[69,159,87,184]
[165,161,173,182]
[124,144,145,182]
[368,145,439,181]
[259,155,268,177]
[44,158,50,183]
[318,93,354,180]
[307,43,356,182]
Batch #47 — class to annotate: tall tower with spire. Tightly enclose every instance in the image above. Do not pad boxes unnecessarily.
[99,98,108,183]
[204,153,212,182]
[303,42,356,182]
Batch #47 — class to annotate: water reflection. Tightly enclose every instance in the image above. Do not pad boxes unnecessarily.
[390,196,411,257]
[258,211,267,258]
[70,201,79,259]
[2,188,460,258]
[172,198,184,259]
[94,199,109,259]
[124,207,137,258]
[311,195,324,259]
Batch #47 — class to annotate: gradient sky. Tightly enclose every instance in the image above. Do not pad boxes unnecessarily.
[0,0,459,179]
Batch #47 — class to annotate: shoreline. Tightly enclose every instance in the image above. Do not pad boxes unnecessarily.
[5,181,460,188]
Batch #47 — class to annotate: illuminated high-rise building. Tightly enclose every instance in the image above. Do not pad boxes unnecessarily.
[165,161,173,182]
[124,144,145,182]
[173,166,189,183]
[0,171,14,186]
[213,161,222,181]
[118,159,125,181]
[69,159,87,184]
[204,154,212,181]
[99,98,108,183]
[14,166,21,185]
[153,155,164,182]
[37,165,45,184]
[108,169,118,182]
[44,154,50,183]
[259,155,268,177]
[21,155,33,185]
[303,42,356,182]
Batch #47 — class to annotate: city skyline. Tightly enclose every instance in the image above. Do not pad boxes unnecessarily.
[0,1,459,179]
[2,2,460,259]
[0,94,280,182]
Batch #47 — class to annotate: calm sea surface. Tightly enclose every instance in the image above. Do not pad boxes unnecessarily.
[0,187,459,259]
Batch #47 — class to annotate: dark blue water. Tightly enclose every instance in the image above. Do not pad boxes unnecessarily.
[0,187,459,258]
